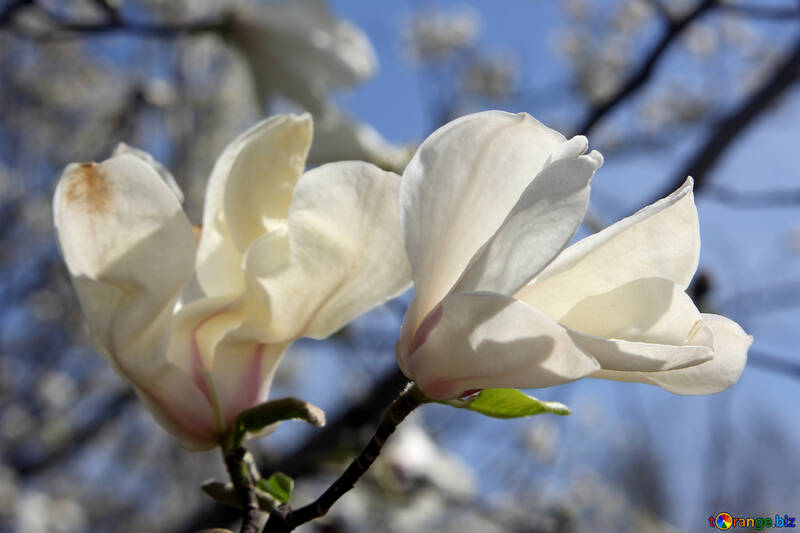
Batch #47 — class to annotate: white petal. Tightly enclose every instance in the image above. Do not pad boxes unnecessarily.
[455,149,602,295]
[556,277,700,345]
[211,338,288,428]
[133,363,221,450]
[53,155,216,446]
[518,178,700,321]
[404,292,600,400]
[112,142,184,203]
[591,314,751,395]
[567,331,712,372]
[168,291,290,432]
[400,110,579,347]
[196,114,312,297]
[54,154,196,363]
[245,161,411,341]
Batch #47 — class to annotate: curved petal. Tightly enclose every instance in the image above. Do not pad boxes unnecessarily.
[196,113,312,297]
[404,292,600,400]
[400,110,580,348]
[112,143,184,203]
[54,154,196,366]
[591,314,751,395]
[211,337,288,428]
[455,149,602,296]
[518,178,699,321]
[245,161,411,341]
[53,155,214,446]
[133,363,221,450]
[566,331,712,372]
[555,277,700,345]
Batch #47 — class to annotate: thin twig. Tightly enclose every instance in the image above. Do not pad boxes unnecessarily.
[176,370,410,533]
[655,35,800,200]
[0,0,32,26]
[719,3,800,20]
[7,3,222,40]
[704,185,800,207]
[224,447,261,533]
[263,383,424,532]
[749,350,800,378]
[577,0,717,135]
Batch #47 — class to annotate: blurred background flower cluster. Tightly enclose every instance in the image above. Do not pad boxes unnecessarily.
[1,0,799,531]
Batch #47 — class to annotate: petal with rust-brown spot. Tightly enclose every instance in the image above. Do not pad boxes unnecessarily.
[65,162,110,214]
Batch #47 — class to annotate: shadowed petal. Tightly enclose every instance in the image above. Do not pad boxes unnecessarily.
[405,292,599,400]
[518,178,699,321]
[196,113,312,297]
[591,314,751,394]
[245,161,411,341]
[400,110,579,352]
[455,149,602,296]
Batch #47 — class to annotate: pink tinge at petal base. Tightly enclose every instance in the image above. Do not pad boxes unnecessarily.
[407,304,444,362]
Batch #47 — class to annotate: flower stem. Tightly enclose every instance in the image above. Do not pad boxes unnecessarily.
[263,383,425,532]
[223,446,261,533]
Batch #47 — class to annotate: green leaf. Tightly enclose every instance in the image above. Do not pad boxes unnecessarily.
[456,388,570,418]
[257,472,294,504]
[233,397,326,445]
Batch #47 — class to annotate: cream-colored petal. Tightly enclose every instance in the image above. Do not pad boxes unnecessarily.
[518,178,700,321]
[556,277,700,345]
[591,314,751,395]
[400,110,577,350]
[404,292,600,400]
[112,142,184,203]
[211,337,288,429]
[455,149,602,296]
[54,154,196,367]
[245,161,411,341]
[53,155,217,446]
[196,114,312,297]
[566,331,712,372]
[132,363,221,450]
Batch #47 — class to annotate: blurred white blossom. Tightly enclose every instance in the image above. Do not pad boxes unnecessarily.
[404,7,481,63]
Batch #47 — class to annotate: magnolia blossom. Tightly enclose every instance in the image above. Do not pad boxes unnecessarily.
[396,110,751,400]
[54,113,410,449]
[231,0,376,114]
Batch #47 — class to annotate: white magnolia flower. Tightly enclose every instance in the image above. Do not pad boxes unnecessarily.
[396,110,750,400]
[231,0,377,114]
[54,113,410,449]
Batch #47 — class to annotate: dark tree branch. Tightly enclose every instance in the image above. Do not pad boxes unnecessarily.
[749,350,800,378]
[656,36,800,200]
[577,0,717,135]
[705,185,800,207]
[263,383,423,532]
[224,447,261,533]
[90,0,119,21]
[719,3,800,20]
[0,0,32,26]
[6,3,223,39]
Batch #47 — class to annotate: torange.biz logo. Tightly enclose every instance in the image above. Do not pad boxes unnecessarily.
[709,512,796,530]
